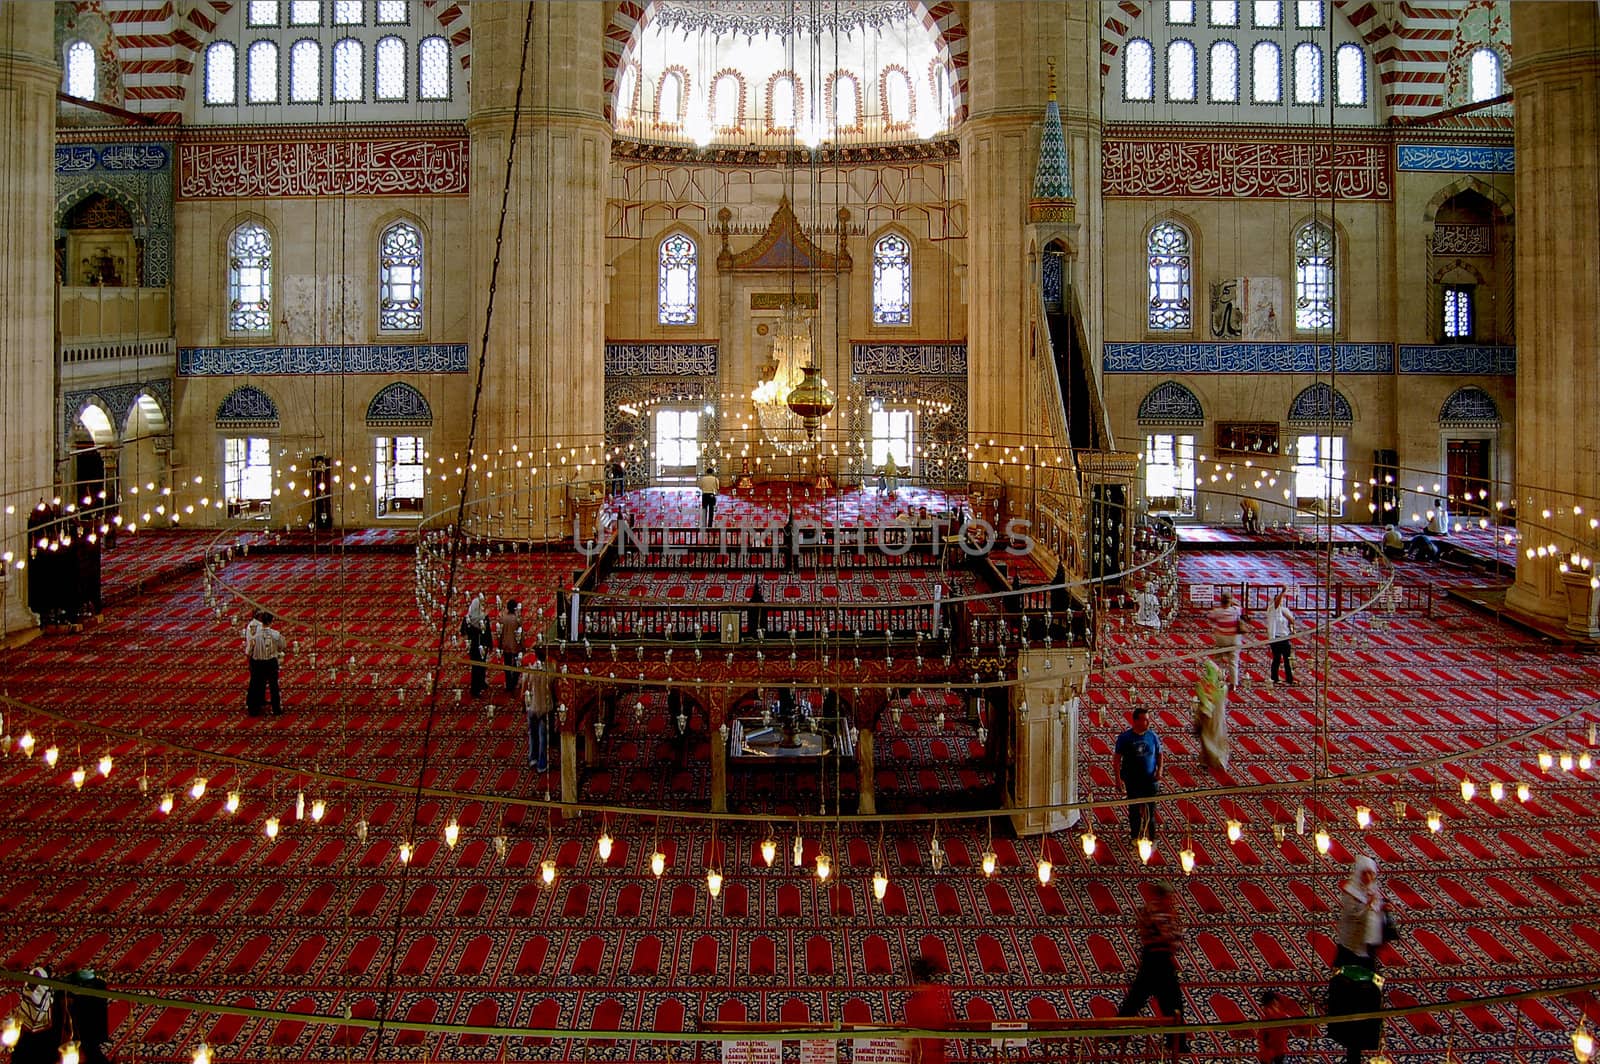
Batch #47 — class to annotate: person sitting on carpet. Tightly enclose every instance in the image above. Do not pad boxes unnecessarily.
[1381,525,1404,559]
[1404,532,1441,562]
[1134,584,1162,629]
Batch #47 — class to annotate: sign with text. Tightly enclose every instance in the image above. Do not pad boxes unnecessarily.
[851,1037,912,1064]
[721,1040,781,1064]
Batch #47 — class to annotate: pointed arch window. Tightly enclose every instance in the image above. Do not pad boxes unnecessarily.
[65,41,96,101]
[227,223,273,334]
[205,41,237,104]
[872,234,912,326]
[1468,48,1501,103]
[658,233,698,326]
[711,73,742,130]
[615,63,639,122]
[882,68,913,127]
[1293,221,1335,331]
[332,38,363,101]
[1124,39,1155,101]
[418,36,450,100]
[247,40,280,103]
[290,39,320,102]
[830,72,860,131]
[657,69,686,127]
[1147,222,1193,331]
[1292,42,1323,104]
[1209,41,1239,102]
[379,220,423,332]
[1334,44,1365,105]
[769,74,799,131]
[1167,40,1197,101]
[375,35,405,100]
[1252,41,1281,103]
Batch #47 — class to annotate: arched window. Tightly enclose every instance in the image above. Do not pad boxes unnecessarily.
[205,41,237,105]
[1292,42,1322,104]
[1147,222,1193,331]
[1252,41,1281,102]
[657,69,686,126]
[418,36,450,100]
[247,40,279,103]
[882,68,913,126]
[1335,44,1365,105]
[1209,41,1238,102]
[379,220,423,332]
[1125,38,1155,101]
[930,63,952,123]
[375,35,405,100]
[830,72,859,131]
[872,234,912,326]
[227,222,273,334]
[290,39,320,103]
[332,38,363,101]
[711,73,742,130]
[1167,40,1197,101]
[769,74,799,131]
[65,40,96,101]
[1468,48,1501,103]
[658,233,698,326]
[1293,221,1334,331]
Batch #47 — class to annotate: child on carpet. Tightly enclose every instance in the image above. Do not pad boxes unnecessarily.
[1255,989,1306,1064]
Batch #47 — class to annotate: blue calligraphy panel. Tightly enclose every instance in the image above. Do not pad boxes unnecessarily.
[850,343,968,376]
[603,343,718,376]
[1103,343,1392,374]
[1397,145,1514,173]
[178,343,469,376]
[1397,345,1515,374]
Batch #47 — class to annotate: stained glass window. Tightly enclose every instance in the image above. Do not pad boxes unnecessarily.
[1125,39,1155,101]
[290,39,319,102]
[1167,40,1197,101]
[1294,221,1335,331]
[658,233,698,326]
[872,234,912,326]
[375,35,405,100]
[333,38,362,101]
[65,41,95,100]
[1147,222,1192,331]
[418,36,449,100]
[248,1,279,27]
[1293,42,1322,104]
[1252,41,1281,102]
[1209,1,1239,26]
[247,40,279,103]
[1209,41,1239,102]
[205,42,237,104]
[288,1,320,25]
[228,223,273,334]
[333,1,363,25]
[1443,286,1474,340]
[379,221,423,332]
[1335,44,1365,105]
[1253,0,1281,27]
[1469,48,1501,103]
[375,0,406,24]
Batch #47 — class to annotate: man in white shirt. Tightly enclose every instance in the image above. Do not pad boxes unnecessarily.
[1205,592,1243,688]
[697,468,719,526]
[243,610,286,716]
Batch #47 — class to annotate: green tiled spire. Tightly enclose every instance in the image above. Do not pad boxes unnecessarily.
[1032,60,1074,203]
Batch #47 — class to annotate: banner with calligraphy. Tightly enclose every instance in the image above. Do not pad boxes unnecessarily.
[1103,140,1391,200]
[178,138,469,199]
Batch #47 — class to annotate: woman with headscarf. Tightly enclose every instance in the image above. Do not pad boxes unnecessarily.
[1193,657,1230,770]
[1328,855,1386,1064]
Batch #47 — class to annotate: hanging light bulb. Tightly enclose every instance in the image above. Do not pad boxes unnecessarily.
[493,834,507,860]
[706,868,723,897]
[310,798,325,823]
[1137,837,1154,864]
[355,818,369,843]
[398,841,413,865]
[1036,858,1053,884]
[190,776,207,801]
[264,816,280,838]
[159,792,175,815]
[1426,808,1442,833]
[1,1016,20,1047]
[1540,750,1555,772]
[1080,830,1097,857]
[44,745,59,767]
[1178,846,1196,875]
[596,830,613,861]
[981,849,998,877]
[541,858,557,885]
[1582,751,1594,771]
[70,766,86,790]
[1226,818,1243,843]
[97,754,113,777]
[224,790,241,814]
[1489,781,1505,803]
[872,871,889,901]
[650,850,666,877]
[1516,782,1532,803]
[444,820,461,849]
[815,853,832,881]
[1460,777,1476,801]
[17,731,34,756]
[60,1039,81,1064]
[192,1043,213,1064]
[1560,751,1575,773]
[295,790,306,820]
[1355,805,1372,829]
[792,833,804,867]
[1314,829,1331,855]
[1574,1019,1595,1064]
[760,836,777,867]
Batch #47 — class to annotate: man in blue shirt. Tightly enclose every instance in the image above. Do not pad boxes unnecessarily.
[1114,707,1163,841]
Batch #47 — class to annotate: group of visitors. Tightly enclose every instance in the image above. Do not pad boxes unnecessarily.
[460,591,553,772]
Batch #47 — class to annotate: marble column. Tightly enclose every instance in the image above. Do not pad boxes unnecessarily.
[0,3,57,635]
[1503,4,1600,627]
[468,3,611,539]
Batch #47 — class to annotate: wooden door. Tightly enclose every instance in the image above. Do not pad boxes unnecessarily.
[1447,438,1491,514]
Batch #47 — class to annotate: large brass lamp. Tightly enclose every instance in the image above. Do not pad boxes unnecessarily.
[785,365,835,439]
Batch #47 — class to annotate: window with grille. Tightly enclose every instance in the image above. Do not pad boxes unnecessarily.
[65,41,96,100]
[1293,222,1334,331]
[1147,222,1193,331]
[379,221,423,332]
[1442,285,1474,342]
[654,409,701,479]
[871,408,914,470]
[1143,434,1196,515]
[375,436,426,515]
[872,234,912,326]
[227,223,273,334]
[658,233,698,325]
[1294,434,1344,515]
[225,437,275,515]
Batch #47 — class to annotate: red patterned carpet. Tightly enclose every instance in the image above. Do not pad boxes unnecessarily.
[1,529,1598,1062]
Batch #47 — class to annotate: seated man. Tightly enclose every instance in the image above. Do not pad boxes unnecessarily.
[1239,497,1262,534]
[1381,525,1405,559]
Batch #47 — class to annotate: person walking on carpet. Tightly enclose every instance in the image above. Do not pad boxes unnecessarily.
[1328,856,1389,1064]
[1206,591,1244,688]
[1114,707,1163,841]
[523,671,553,772]
[243,609,286,716]
[496,599,524,695]
[1263,590,1298,686]
[463,591,490,697]
[1117,880,1187,1055]
[903,954,954,1064]
[697,467,720,526]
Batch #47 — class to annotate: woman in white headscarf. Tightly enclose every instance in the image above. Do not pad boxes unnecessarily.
[1334,855,1385,969]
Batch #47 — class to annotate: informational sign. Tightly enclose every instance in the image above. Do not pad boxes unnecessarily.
[851,1037,912,1064]
[721,1040,781,1064]
[992,1020,1030,1050]
[799,1039,837,1064]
